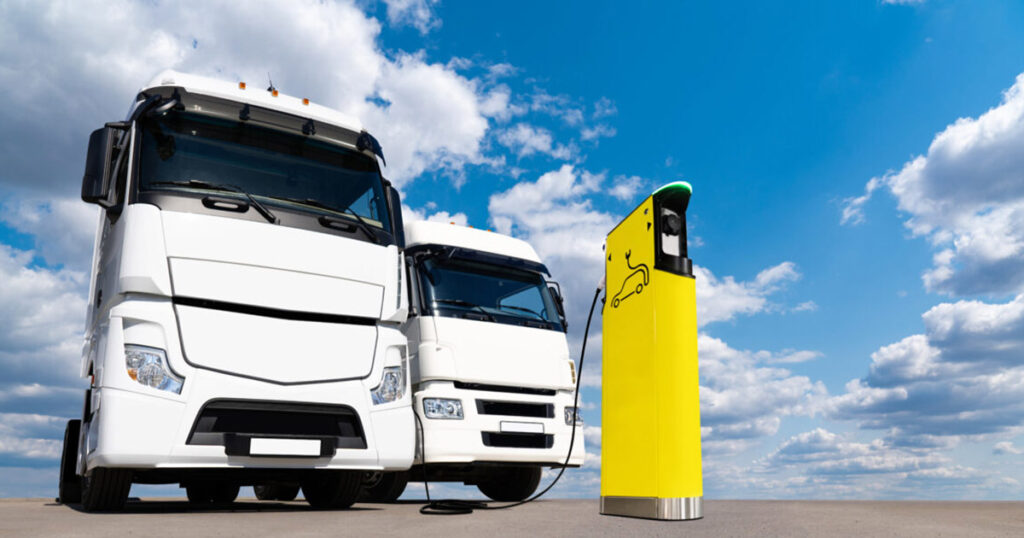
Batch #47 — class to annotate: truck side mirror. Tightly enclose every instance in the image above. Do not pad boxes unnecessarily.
[81,127,120,205]
[384,182,405,248]
[548,282,568,329]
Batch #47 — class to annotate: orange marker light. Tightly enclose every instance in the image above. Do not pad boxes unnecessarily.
[272,89,279,97]
[239,82,246,90]
[302,98,310,105]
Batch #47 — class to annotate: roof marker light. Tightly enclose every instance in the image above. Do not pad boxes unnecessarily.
[239,82,246,90]
[302,98,310,105]
[271,89,279,97]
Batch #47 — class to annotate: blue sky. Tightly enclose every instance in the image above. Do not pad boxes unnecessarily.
[1,0,1024,500]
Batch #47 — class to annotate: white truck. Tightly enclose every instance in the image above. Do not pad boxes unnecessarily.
[359,221,585,502]
[57,71,413,511]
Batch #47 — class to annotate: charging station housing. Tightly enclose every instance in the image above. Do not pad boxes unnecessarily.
[600,182,703,520]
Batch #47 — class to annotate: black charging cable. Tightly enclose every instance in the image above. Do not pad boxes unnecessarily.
[415,286,602,515]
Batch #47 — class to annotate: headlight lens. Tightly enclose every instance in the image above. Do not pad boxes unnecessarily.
[423,398,463,420]
[371,366,406,405]
[564,406,583,425]
[124,345,183,394]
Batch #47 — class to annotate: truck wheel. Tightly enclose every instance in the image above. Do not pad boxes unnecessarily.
[302,471,362,509]
[358,471,409,502]
[57,420,82,504]
[186,484,213,504]
[80,468,132,512]
[477,467,542,502]
[254,484,300,501]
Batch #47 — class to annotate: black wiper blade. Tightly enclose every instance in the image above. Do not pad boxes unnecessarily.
[272,197,381,245]
[434,299,496,321]
[148,180,278,224]
[498,304,546,321]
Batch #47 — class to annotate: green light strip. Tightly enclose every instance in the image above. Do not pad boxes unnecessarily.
[652,181,692,196]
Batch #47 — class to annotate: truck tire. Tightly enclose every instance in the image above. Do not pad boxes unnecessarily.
[358,471,409,502]
[80,468,132,512]
[477,467,542,502]
[302,471,362,509]
[186,483,240,505]
[57,420,82,504]
[254,484,300,501]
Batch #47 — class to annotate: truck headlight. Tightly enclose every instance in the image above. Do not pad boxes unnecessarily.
[423,398,463,420]
[125,345,183,394]
[564,406,583,425]
[371,367,406,404]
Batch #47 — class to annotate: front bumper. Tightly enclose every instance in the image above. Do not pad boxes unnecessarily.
[414,381,585,467]
[83,300,413,473]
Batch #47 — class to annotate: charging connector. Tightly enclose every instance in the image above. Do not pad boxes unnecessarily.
[416,286,603,515]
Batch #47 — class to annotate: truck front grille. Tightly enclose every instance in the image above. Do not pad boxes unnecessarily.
[476,400,554,419]
[187,399,366,450]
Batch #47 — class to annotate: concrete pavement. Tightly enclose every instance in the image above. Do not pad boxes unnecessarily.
[1,497,1022,537]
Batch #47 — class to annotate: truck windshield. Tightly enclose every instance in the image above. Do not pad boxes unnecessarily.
[417,258,563,331]
[136,110,390,231]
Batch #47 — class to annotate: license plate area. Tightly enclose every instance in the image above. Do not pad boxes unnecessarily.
[223,434,335,458]
[500,421,544,434]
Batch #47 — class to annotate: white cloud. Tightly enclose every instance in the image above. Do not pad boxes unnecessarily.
[0,0,509,196]
[840,72,1024,295]
[792,300,818,312]
[1,198,99,270]
[402,204,469,227]
[580,124,617,141]
[381,0,440,34]
[0,245,88,394]
[700,335,827,446]
[592,97,617,119]
[696,261,801,327]
[829,294,1024,446]
[496,123,575,160]
[993,441,1024,455]
[607,175,644,202]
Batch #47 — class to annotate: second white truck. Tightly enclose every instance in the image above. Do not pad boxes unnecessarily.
[360,221,585,502]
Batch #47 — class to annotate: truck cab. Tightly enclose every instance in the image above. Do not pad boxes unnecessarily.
[57,71,413,511]
[359,221,585,502]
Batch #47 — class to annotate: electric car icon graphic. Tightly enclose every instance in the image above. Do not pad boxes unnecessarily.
[611,250,650,308]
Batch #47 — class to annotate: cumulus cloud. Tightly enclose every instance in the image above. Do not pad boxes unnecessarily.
[580,124,616,141]
[700,336,827,448]
[840,73,1024,296]
[1,199,99,270]
[828,294,1024,445]
[0,0,511,197]
[696,261,801,326]
[402,204,469,226]
[607,175,645,202]
[993,441,1023,455]
[381,0,440,34]
[496,123,575,160]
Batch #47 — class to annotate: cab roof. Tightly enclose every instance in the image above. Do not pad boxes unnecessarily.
[139,70,365,134]
[404,220,544,266]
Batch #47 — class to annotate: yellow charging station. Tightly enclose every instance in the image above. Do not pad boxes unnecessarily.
[600,181,702,520]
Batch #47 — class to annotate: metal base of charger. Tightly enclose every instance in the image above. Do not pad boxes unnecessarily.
[600,495,703,521]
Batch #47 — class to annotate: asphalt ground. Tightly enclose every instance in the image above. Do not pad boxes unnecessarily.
[1,497,1022,537]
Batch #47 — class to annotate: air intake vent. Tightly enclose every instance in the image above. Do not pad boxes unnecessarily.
[481,432,554,449]
[187,400,366,450]
[476,400,554,418]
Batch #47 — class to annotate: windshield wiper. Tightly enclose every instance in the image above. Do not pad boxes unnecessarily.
[498,304,547,321]
[433,299,496,321]
[148,180,279,224]
[271,197,381,245]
